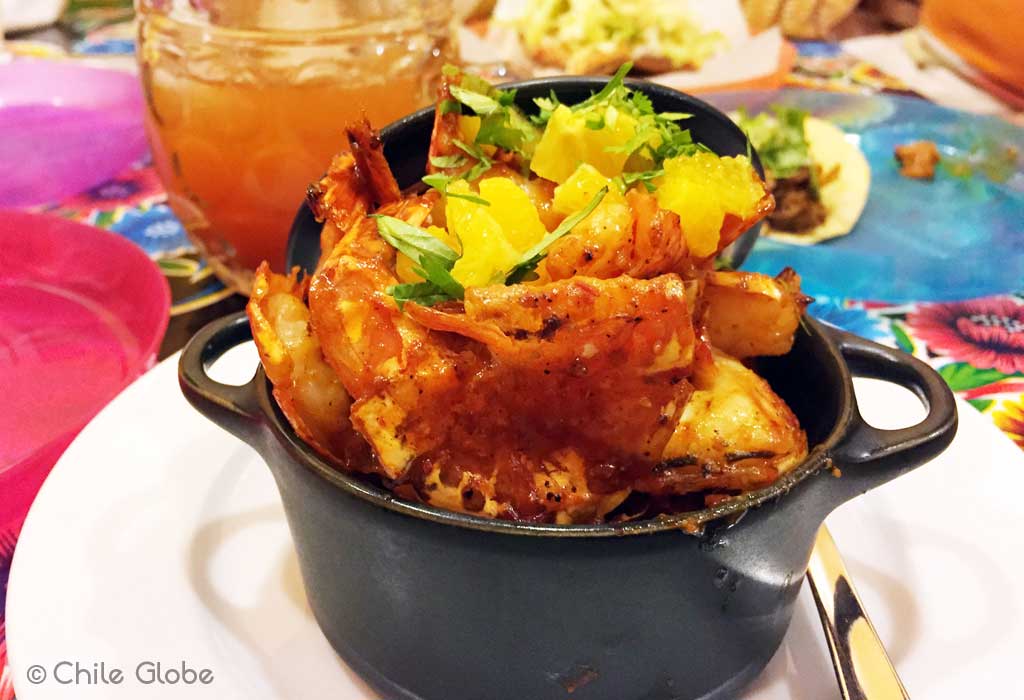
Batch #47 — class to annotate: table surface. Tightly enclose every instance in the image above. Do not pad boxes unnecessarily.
[1,13,1022,700]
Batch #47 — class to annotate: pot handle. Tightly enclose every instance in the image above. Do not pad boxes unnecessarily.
[178,311,263,442]
[826,327,957,504]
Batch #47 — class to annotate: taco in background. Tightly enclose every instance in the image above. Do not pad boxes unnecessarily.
[735,106,870,245]
[516,0,725,75]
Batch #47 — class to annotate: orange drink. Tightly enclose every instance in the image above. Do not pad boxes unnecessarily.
[136,1,452,292]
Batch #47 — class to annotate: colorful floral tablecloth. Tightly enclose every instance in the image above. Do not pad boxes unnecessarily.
[810,295,1024,449]
[0,27,1022,700]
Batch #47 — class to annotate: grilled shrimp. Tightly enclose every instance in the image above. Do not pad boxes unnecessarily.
[701,268,809,358]
[307,120,403,273]
[637,349,807,496]
[308,184,457,475]
[426,69,463,174]
[253,104,808,522]
[544,178,773,282]
[247,263,369,467]
[311,225,700,520]
[545,188,695,281]
[408,275,700,523]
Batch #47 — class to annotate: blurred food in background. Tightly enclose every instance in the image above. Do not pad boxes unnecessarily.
[894,139,939,179]
[136,0,454,294]
[515,0,725,75]
[741,0,921,40]
[465,0,792,94]
[734,105,870,244]
[742,0,859,38]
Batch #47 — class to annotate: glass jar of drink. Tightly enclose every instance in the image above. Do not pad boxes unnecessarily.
[136,0,454,293]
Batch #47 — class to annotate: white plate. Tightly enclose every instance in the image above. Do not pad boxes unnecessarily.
[8,346,1024,699]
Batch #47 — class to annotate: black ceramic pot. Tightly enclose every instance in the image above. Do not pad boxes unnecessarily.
[179,79,958,699]
[180,315,955,700]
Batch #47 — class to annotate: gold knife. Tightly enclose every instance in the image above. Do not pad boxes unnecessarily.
[806,526,910,700]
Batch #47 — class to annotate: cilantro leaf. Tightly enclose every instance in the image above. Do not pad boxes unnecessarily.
[653,125,706,161]
[453,139,489,162]
[373,215,459,266]
[618,169,664,193]
[465,161,492,182]
[421,174,491,205]
[554,62,701,183]
[448,191,491,205]
[630,90,653,115]
[416,256,464,300]
[447,76,538,159]
[465,99,539,157]
[506,187,608,283]
[532,90,562,126]
[476,112,527,152]
[453,139,494,181]
[497,88,518,106]
[389,281,454,310]
[449,84,503,116]
[458,72,496,97]
[438,98,461,115]
[585,112,606,130]
[429,154,468,169]
[572,62,632,113]
[375,215,465,306]
[422,173,450,190]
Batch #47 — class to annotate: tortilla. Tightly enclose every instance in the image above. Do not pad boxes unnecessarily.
[762,116,871,245]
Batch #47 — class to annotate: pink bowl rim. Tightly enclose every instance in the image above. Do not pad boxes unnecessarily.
[0,209,171,478]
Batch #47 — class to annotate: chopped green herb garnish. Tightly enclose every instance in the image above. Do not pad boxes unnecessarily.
[539,61,705,188]
[388,281,455,310]
[421,173,449,190]
[449,84,504,116]
[448,191,491,206]
[438,98,461,115]
[630,89,653,115]
[532,90,563,126]
[443,66,540,160]
[422,173,490,205]
[383,185,607,303]
[373,215,459,265]
[375,215,464,307]
[416,255,465,300]
[457,72,496,98]
[429,154,468,170]
[453,138,489,161]
[476,112,530,153]
[452,139,495,181]
[735,106,813,180]
[617,168,664,193]
[506,187,608,283]
[572,62,632,113]
[496,88,518,107]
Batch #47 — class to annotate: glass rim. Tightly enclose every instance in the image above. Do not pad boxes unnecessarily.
[136,3,451,46]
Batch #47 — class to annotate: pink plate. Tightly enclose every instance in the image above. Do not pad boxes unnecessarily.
[0,59,148,207]
[0,211,170,533]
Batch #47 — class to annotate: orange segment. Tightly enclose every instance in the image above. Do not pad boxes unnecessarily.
[655,152,765,258]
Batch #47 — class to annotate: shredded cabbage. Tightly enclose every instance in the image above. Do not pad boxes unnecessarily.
[520,0,724,73]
